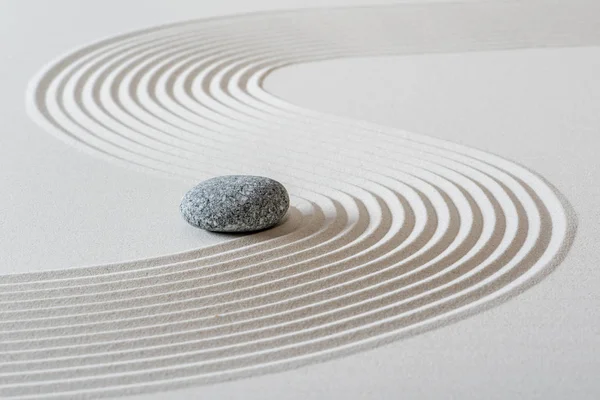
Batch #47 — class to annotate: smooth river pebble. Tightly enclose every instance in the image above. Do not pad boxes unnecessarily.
[180,175,289,232]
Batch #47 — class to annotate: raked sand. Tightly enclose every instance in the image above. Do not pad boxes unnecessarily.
[0,1,598,399]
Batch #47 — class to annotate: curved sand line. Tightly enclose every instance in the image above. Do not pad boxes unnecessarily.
[2,1,590,398]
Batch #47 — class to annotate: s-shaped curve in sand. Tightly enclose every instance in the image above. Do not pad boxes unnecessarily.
[2,1,594,398]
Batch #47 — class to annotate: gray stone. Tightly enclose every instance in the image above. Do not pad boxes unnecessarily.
[180,175,290,233]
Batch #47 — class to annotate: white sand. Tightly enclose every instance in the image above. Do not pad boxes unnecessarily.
[0,0,598,398]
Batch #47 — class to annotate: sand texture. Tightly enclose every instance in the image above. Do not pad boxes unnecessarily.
[1,1,598,398]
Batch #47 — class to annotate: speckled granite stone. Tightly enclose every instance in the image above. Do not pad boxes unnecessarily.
[180,175,289,232]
